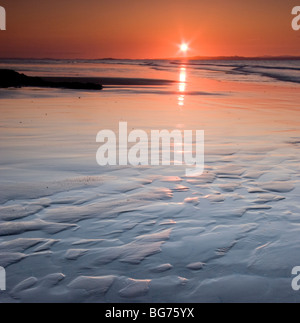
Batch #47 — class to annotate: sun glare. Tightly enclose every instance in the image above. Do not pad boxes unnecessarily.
[180,43,189,53]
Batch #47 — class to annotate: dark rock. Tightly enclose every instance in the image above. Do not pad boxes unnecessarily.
[0,69,103,90]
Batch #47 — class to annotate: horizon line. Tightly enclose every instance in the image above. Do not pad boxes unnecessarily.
[0,55,300,61]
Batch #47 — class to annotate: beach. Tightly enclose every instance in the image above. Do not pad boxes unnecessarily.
[0,59,300,302]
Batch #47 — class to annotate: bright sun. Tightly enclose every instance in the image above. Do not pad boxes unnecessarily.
[180,43,189,52]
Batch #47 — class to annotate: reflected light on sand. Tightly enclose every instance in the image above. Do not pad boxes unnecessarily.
[178,67,187,107]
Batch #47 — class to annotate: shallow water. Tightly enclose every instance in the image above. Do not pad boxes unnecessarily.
[0,59,300,302]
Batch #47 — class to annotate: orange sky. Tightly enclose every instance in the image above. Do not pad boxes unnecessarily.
[0,0,299,59]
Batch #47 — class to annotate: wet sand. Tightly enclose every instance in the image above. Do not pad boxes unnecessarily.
[0,60,300,302]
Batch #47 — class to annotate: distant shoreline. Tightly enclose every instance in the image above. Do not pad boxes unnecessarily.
[0,56,300,61]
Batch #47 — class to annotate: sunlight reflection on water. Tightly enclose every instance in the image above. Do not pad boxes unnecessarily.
[178,66,186,107]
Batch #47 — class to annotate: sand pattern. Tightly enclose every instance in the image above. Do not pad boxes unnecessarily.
[0,59,300,302]
[0,146,299,302]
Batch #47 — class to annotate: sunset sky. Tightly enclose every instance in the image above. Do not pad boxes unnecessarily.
[0,0,299,59]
